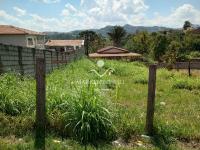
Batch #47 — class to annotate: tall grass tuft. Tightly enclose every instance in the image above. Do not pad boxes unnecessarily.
[0,74,35,115]
[62,83,116,145]
[172,78,200,90]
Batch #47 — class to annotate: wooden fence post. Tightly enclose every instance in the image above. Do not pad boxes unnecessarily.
[146,64,157,136]
[35,58,46,149]
[188,60,191,76]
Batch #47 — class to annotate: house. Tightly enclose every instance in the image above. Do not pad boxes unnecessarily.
[89,46,142,60]
[190,28,200,34]
[45,40,84,52]
[0,25,46,49]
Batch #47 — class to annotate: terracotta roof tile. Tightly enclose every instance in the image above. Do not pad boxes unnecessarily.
[190,28,200,34]
[89,46,142,58]
[0,25,44,35]
[97,46,129,54]
[45,40,84,47]
[89,52,142,58]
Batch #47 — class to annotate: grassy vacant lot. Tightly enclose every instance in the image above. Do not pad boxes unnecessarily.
[0,58,200,150]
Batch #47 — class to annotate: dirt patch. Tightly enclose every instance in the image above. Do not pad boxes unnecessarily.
[177,139,200,150]
[112,135,155,149]
[0,135,24,144]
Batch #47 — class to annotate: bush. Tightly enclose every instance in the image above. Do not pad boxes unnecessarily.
[62,84,116,145]
[188,51,200,58]
[172,78,200,90]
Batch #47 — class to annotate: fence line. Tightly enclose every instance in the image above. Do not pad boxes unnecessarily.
[157,61,200,76]
[0,43,84,76]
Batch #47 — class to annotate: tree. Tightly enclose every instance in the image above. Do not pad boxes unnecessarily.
[79,31,106,54]
[124,31,152,54]
[90,34,106,53]
[183,21,192,30]
[107,26,126,47]
[152,34,169,61]
[163,41,181,64]
[79,31,98,55]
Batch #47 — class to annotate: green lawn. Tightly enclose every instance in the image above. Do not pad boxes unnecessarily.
[0,58,200,149]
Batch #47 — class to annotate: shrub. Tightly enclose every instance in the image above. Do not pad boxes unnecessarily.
[172,79,192,90]
[172,78,200,90]
[188,51,200,58]
[62,84,116,145]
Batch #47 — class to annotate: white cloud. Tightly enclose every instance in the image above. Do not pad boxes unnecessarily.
[13,7,26,16]
[1,2,200,32]
[0,10,22,22]
[61,0,148,29]
[146,4,200,27]
[61,3,78,16]
[60,2,200,30]
[0,9,61,31]
[80,0,85,6]
[85,0,148,23]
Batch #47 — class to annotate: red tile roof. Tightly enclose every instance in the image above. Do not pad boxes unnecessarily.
[0,25,44,35]
[190,28,200,34]
[97,46,129,54]
[89,46,142,58]
[45,40,84,47]
[89,52,142,58]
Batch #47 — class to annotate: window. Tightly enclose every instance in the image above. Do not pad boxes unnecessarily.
[27,37,34,46]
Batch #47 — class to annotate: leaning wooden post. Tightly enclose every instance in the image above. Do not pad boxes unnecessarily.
[146,64,157,136]
[35,58,46,149]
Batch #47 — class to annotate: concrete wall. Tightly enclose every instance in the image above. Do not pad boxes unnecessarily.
[0,35,27,47]
[0,43,85,76]
[0,35,46,49]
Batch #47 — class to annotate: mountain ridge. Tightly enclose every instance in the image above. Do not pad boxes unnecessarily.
[45,24,174,39]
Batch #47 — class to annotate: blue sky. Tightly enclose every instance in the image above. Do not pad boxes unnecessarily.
[0,0,200,32]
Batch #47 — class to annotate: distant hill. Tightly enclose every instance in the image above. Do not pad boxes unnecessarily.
[45,24,172,40]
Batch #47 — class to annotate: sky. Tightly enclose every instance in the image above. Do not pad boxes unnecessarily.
[0,0,200,32]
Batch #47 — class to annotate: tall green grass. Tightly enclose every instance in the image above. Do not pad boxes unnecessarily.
[62,83,115,145]
[0,74,35,115]
[1,58,200,149]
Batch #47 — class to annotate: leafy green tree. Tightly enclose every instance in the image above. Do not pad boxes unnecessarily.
[90,34,107,53]
[163,41,182,63]
[79,30,98,55]
[79,31,107,54]
[183,21,192,30]
[124,31,152,54]
[107,26,126,47]
[152,34,169,61]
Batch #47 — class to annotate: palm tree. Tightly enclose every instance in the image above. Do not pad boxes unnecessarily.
[107,26,126,47]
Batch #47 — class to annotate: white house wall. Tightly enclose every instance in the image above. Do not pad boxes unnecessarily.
[0,35,27,47]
